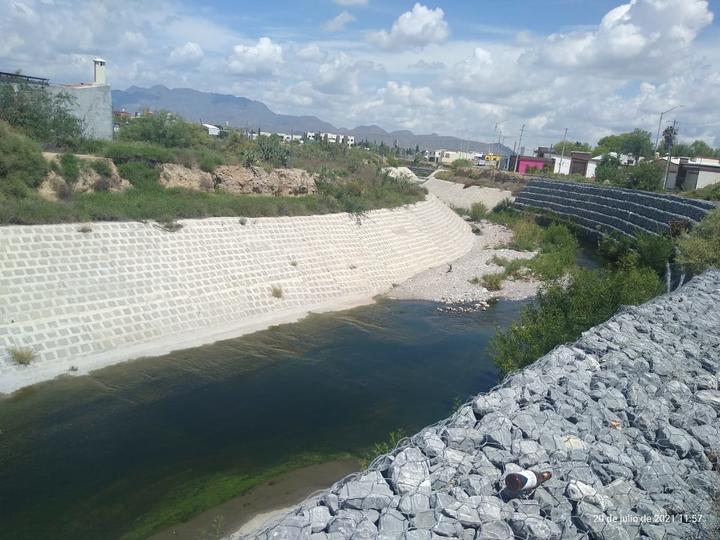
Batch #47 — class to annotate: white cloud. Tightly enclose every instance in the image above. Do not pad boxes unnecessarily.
[524,0,714,76]
[295,43,326,62]
[324,11,355,33]
[168,41,203,66]
[381,81,434,106]
[368,3,449,50]
[227,37,283,76]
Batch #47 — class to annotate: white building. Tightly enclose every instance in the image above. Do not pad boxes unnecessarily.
[202,123,220,136]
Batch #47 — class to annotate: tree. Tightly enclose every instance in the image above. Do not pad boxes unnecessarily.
[0,80,83,147]
[551,141,591,154]
[659,139,714,158]
[595,154,624,184]
[595,155,664,192]
[595,129,653,160]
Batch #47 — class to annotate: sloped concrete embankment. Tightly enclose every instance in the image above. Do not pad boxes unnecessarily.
[0,196,473,393]
[245,270,720,540]
[423,177,513,211]
[515,179,716,239]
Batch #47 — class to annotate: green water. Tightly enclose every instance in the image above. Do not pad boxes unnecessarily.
[0,298,527,539]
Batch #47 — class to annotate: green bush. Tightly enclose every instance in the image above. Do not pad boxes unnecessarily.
[118,113,211,148]
[686,183,720,201]
[635,233,674,274]
[90,159,113,179]
[469,202,488,221]
[482,273,504,291]
[450,158,473,170]
[102,141,175,164]
[677,210,720,274]
[509,218,543,251]
[116,161,159,189]
[0,121,48,189]
[59,153,81,184]
[490,265,663,373]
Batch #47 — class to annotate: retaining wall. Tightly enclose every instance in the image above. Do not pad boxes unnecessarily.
[423,177,513,211]
[515,179,716,238]
[245,270,720,539]
[0,196,474,393]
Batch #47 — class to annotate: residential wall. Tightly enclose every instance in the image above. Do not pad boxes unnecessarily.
[696,169,720,189]
[48,84,113,140]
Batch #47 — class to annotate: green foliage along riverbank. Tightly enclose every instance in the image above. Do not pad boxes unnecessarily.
[484,203,691,374]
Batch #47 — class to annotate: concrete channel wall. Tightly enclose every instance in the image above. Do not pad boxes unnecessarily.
[0,196,474,393]
[244,270,720,539]
[515,179,716,238]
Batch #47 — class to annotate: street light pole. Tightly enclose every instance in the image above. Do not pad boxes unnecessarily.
[655,105,682,152]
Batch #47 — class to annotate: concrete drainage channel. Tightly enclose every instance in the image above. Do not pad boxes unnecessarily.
[238,270,720,539]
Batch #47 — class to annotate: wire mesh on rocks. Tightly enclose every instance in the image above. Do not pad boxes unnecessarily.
[236,270,720,540]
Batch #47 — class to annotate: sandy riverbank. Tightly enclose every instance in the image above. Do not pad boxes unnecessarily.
[388,221,541,304]
[149,459,360,540]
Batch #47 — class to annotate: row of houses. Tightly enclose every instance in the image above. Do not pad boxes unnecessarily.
[513,147,720,191]
[243,130,355,146]
[424,150,504,167]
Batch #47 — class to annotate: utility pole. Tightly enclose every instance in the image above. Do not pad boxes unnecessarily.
[663,120,677,189]
[558,128,568,174]
[655,105,682,152]
[515,124,525,172]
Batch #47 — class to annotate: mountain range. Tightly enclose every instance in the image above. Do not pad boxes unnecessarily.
[112,85,511,154]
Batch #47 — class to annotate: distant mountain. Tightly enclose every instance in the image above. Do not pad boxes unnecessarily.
[112,86,511,154]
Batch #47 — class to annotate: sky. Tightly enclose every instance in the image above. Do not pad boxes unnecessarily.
[1,0,718,150]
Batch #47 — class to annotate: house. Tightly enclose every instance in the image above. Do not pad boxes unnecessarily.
[425,150,443,163]
[439,150,474,165]
[663,156,720,190]
[512,156,550,174]
[202,123,220,136]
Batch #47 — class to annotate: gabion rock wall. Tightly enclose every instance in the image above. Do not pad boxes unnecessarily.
[515,179,716,239]
[245,270,720,539]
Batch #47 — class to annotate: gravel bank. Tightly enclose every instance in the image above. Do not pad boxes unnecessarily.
[387,221,541,304]
[239,270,720,540]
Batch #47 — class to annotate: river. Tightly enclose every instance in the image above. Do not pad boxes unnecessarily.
[0,298,527,540]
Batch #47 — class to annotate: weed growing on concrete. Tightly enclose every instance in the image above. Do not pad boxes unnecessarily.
[77,225,92,233]
[290,260,298,267]
[239,217,247,225]
[271,285,283,299]
[9,346,35,366]
[158,221,183,232]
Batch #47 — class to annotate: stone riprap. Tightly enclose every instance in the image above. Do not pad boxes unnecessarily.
[515,179,716,239]
[423,177,513,211]
[244,270,720,540]
[0,196,473,393]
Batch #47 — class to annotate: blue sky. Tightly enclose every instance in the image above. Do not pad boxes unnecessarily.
[1,0,718,149]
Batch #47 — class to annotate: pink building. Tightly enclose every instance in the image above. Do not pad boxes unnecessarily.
[515,156,548,174]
